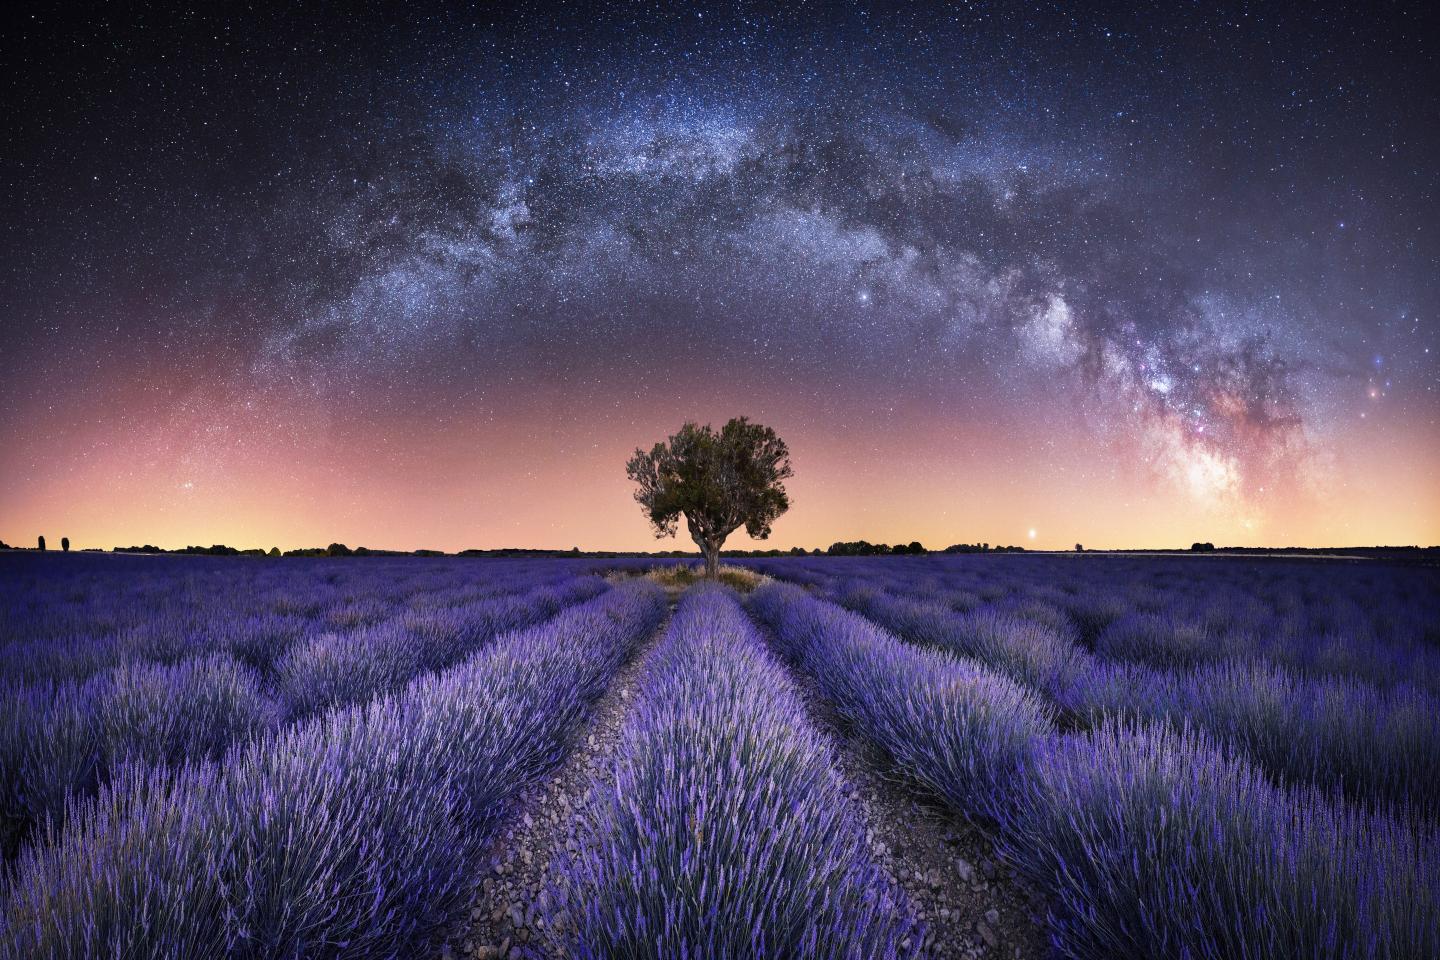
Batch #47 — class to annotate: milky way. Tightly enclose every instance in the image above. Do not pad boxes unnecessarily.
[2,4,1436,550]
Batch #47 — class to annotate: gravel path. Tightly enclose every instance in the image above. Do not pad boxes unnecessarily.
[752,620,1052,960]
[439,610,672,960]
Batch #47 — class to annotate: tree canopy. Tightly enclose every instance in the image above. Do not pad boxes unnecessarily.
[626,417,792,578]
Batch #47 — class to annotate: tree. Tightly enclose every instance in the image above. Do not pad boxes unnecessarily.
[61,537,70,552]
[626,417,792,580]
[37,535,45,551]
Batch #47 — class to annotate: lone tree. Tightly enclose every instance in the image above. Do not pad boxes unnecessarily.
[61,537,70,552]
[626,417,792,580]
[37,535,45,551]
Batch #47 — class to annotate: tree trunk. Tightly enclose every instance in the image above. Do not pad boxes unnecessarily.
[703,542,720,580]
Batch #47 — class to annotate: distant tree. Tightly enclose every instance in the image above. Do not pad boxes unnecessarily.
[37,535,45,551]
[626,417,792,580]
[61,537,70,552]
[268,547,281,557]
[906,541,925,554]
[326,543,353,557]
[828,540,906,556]
[1075,543,1084,552]
[1190,541,1216,552]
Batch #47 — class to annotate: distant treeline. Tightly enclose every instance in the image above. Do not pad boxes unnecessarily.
[92,541,1021,558]
[822,540,1028,555]
[5,539,1435,560]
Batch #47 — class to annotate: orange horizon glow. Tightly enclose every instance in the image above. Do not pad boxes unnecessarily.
[4,375,1437,555]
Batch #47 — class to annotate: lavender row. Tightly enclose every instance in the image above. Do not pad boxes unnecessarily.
[747,582,1054,828]
[271,575,608,716]
[0,579,667,959]
[0,575,608,859]
[1008,721,1439,960]
[836,584,1440,819]
[553,585,916,958]
[748,582,1439,959]
[745,553,1440,692]
[0,553,594,686]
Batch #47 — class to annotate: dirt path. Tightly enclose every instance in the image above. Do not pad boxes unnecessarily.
[439,610,672,960]
[751,619,1051,960]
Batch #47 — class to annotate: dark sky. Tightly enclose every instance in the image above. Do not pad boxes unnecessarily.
[2,2,1437,550]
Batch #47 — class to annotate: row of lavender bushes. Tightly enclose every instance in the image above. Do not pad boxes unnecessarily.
[748,581,1439,959]
[554,585,917,958]
[0,569,608,859]
[0,580,667,959]
[0,554,595,686]
[833,584,1440,821]
[746,553,1440,691]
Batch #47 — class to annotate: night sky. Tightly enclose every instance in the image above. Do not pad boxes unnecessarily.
[2,3,1437,552]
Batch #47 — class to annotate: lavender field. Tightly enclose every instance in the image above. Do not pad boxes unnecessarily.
[1,552,1437,958]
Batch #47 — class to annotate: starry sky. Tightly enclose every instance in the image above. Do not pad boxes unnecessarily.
[2,3,1437,552]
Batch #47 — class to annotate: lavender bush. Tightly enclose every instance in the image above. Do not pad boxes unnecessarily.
[0,580,667,959]
[748,581,1053,826]
[1094,610,1237,668]
[837,587,1096,719]
[95,654,277,770]
[0,680,100,857]
[0,563,609,861]
[747,570,1439,959]
[1005,720,1440,959]
[827,569,1440,819]
[2,655,276,858]
[1074,658,1440,819]
[272,622,422,718]
[556,586,917,958]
